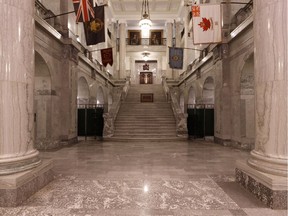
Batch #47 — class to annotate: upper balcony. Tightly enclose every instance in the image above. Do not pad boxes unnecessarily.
[126,37,167,46]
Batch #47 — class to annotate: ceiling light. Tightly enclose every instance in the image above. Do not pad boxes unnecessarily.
[139,0,152,35]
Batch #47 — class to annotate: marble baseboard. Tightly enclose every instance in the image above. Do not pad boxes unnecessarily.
[214,136,232,146]
[35,138,61,150]
[0,159,54,207]
[61,136,78,146]
[235,160,287,209]
[214,137,252,151]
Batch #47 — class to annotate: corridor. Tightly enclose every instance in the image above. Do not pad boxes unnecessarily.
[0,140,286,216]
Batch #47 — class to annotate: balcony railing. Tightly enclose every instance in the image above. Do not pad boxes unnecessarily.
[126,38,167,46]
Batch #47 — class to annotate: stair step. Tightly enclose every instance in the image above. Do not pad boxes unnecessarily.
[112,84,179,140]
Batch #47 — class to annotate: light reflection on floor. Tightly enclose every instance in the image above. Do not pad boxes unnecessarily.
[0,140,287,216]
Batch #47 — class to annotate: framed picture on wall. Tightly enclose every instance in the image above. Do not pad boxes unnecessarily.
[128,30,141,45]
[150,30,163,45]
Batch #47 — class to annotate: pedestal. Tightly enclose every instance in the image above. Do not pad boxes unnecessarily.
[236,160,287,209]
[0,160,54,207]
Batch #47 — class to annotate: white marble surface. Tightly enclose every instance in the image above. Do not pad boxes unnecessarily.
[0,0,40,173]
[248,0,288,176]
[0,139,286,215]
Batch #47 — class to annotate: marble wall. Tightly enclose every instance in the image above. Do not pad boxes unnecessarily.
[177,19,255,150]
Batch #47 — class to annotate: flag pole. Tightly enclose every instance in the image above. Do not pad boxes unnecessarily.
[44,10,76,20]
[168,46,203,52]
[185,1,249,6]
[44,4,108,20]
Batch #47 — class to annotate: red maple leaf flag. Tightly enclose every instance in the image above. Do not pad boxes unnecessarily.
[73,0,95,23]
[198,18,211,31]
[192,4,222,44]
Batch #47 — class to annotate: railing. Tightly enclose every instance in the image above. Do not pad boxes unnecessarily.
[188,104,214,109]
[230,0,253,32]
[162,77,188,138]
[103,79,130,137]
[77,104,105,109]
[126,38,167,46]
[35,0,58,28]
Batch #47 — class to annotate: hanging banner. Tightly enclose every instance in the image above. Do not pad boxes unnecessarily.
[72,0,95,23]
[192,4,222,44]
[83,5,105,46]
[169,47,184,69]
[101,48,113,67]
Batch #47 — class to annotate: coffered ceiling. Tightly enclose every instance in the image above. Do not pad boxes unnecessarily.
[107,0,185,26]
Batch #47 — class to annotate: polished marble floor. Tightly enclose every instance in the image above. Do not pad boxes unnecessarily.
[0,139,287,216]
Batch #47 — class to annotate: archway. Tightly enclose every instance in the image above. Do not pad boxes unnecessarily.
[34,52,52,149]
[188,86,196,105]
[96,86,105,105]
[240,54,255,149]
[202,77,214,104]
[77,77,90,104]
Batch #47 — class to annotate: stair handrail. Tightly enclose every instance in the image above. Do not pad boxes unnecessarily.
[103,80,130,137]
[162,77,188,138]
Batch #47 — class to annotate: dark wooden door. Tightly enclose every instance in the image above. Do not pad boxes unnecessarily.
[140,72,153,84]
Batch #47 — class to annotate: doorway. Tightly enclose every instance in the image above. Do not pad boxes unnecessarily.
[140,72,153,84]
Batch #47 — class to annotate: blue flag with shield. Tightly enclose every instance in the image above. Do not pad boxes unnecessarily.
[169,47,183,69]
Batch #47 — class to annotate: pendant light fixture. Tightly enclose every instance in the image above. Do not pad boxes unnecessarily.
[139,0,152,37]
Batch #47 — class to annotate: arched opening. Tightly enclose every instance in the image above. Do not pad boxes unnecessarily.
[202,77,214,104]
[240,54,255,149]
[188,86,196,105]
[187,78,214,139]
[96,86,105,105]
[34,52,52,149]
[77,77,90,104]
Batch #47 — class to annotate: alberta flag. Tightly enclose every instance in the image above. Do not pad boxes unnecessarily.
[83,5,105,45]
[169,47,183,69]
[192,4,222,44]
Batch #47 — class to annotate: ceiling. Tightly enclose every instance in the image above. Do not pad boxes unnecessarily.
[106,0,185,27]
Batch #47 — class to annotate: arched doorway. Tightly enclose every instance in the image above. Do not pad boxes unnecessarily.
[77,77,90,105]
[34,52,53,149]
[240,54,255,149]
[202,77,214,104]
[96,86,105,105]
[188,86,196,105]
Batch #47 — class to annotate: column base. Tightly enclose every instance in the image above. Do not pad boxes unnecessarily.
[236,160,287,209]
[0,159,54,207]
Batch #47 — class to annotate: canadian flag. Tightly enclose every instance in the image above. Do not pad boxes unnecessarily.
[192,4,222,44]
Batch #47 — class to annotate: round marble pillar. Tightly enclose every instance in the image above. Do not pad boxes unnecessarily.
[0,0,41,175]
[165,22,173,79]
[119,22,127,79]
[247,0,287,176]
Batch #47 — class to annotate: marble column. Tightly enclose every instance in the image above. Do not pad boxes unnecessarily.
[165,21,173,79]
[236,0,287,209]
[183,9,189,74]
[119,22,127,79]
[0,0,41,175]
[111,22,118,79]
[0,0,54,207]
[173,20,183,80]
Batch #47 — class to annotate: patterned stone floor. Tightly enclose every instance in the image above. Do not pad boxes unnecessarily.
[0,139,287,216]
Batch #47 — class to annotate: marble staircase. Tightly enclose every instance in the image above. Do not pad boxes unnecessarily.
[112,84,178,140]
